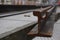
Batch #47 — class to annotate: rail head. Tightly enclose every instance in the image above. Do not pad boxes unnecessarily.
[33,6,52,16]
[47,7,55,12]
[33,6,52,12]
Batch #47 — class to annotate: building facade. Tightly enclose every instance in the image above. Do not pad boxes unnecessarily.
[0,0,42,5]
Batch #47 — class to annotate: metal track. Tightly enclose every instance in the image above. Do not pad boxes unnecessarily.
[33,20,60,40]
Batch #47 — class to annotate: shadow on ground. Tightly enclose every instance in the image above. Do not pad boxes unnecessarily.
[0,23,37,40]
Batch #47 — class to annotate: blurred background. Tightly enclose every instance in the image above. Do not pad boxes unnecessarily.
[0,0,58,5]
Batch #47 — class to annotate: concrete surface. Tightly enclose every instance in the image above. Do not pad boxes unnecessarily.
[1,12,37,22]
[0,12,37,38]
